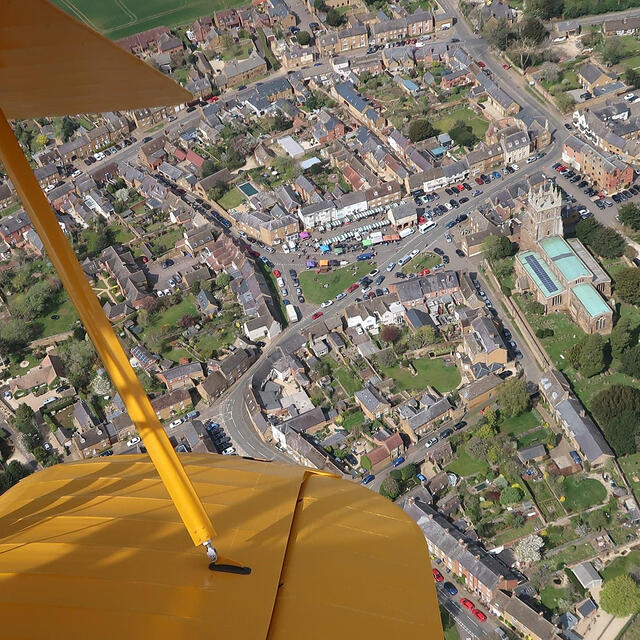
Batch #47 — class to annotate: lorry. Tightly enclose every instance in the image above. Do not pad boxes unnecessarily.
[357,252,374,261]
[285,304,299,323]
[399,227,416,239]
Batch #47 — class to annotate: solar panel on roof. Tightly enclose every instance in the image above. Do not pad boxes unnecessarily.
[524,254,558,293]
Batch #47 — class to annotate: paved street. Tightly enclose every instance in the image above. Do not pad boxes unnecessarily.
[437,583,495,639]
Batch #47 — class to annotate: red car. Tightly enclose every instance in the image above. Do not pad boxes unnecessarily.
[503,63,511,70]
[477,61,486,68]
[472,609,487,622]
[273,269,281,277]
[347,283,359,293]
[419,268,430,276]
[312,311,323,319]
[433,569,444,583]
[460,598,474,610]
[475,177,484,185]
[456,184,465,192]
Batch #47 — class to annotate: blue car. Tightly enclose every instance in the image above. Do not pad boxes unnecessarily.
[392,456,405,468]
[362,474,375,485]
[443,581,458,596]
[492,170,501,179]
[569,450,582,465]
[416,473,427,482]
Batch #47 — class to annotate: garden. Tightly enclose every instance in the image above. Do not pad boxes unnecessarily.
[379,357,461,394]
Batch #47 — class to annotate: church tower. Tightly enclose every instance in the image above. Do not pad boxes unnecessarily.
[521,183,563,251]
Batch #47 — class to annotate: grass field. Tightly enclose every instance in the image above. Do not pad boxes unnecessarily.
[299,262,372,304]
[218,188,245,211]
[400,252,441,275]
[334,366,361,395]
[500,409,541,437]
[146,295,197,332]
[54,0,248,40]
[433,108,489,139]
[380,358,461,394]
[541,586,570,612]
[342,409,365,432]
[562,475,606,511]
[602,551,640,581]
[446,446,489,477]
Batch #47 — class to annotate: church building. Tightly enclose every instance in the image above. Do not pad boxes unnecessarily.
[514,183,613,334]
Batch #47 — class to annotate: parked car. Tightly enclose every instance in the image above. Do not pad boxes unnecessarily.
[460,598,474,610]
[425,437,438,448]
[433,569,444,583]
[127,436,141,447]
[362,474,375,485]
[392,456,405,468]
[472,609,487,622]
[443,582,458,596]
[439,428,453,439]
[169,418,183,429]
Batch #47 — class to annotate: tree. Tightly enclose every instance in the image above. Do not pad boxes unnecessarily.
[591,385,640,455]
[381,325,401,343]
[380,476,401,500]
[465,493,482,522]
[136,308,150,328]
[375,349,397,368]
[413,325,437,347]
[178,314,197,328]
[601,37,626,65]
[499,378,531,417]
[408,119,436,142]
[272,112,292,132]
[622,345,640,378]
[525,0,563,19]
[58,338,96,390]
[610,316,635,359]
[588,508,609,531]
[555,92,576,112]
[601,574,640,617]
[54,116,78,142]
[579,218,625,258]
[538,61,561,84]
[619,203,640,231]
[615,268,640,306]
[296,30,311,45]
[466,436,489,461]
[514,534,544,564]
[626,68,640,89]
[326,7,345,26]
[568,334,606,377]
[401,463,418,481]
[500,486,524,505]
[482,18,512,50]
[476,421,498,440]
[216,272,231,289]
[12,404,35,434]
[449,120,477,148]
[114,187,129,202]
[201,158,220,178]
[483,235,515,261]
[0,319,33,357]
[520,17,548,43]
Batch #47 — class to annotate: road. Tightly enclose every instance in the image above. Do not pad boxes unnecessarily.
[437,582,496,639]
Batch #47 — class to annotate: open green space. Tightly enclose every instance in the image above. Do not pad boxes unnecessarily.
[446,446,490,477]
[257,28,280,70]
[380,358,461,394]
[218,188,245,211]
[1,203,22,217]
[342,409,365,432]
[146,295,197,332]
[195,326,236,357]
[334,366,361,395]
[150,228,182,256]
[54,0,249,40]
[36,294,79,338]
[298,262,372,305]
[541,586,570,612]
[500,409,542,437]
[517,428,549,449]
[400,252,441,275]
[492,517,542,546]
[221,40,253,61]
[620,453,640,501]
[163,346,191,364]
[548,542,594,568]
[562,475,606,511]
[433,108,489,139]
[602,550,640,581]
[543,524,578,548]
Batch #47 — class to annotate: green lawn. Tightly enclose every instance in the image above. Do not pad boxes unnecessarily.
[342,409,365,432]
[163,346,191,363]
[380,358,461,394]
[1,203,21,217]
[221,40,253,61]
[150,228,183,256]
[602,551,640,581]
[36,295,79,338]
[562,475,607,511]
[217,188,245,211]
[334,366,361,395]
[195,327,236,358]
[299,262,372,305]
[517,427,548,449]
[257,28,280,70]
[620,453,640,501]
[400,252,441,275]
[541,586,570,612]
[549,542,594,568]
[543,523,577,548]
[53,0,250,40]
[111,224,134,244]
[492,517,542,546]
[500,409,542,437]
[146,296,197,332]
[433,108,489,139]
[446,446,489,477]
